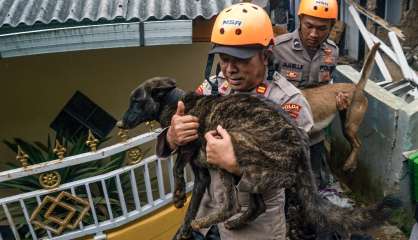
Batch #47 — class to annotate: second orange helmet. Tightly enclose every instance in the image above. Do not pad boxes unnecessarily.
[298,0,338,19]
[211,3,274,47]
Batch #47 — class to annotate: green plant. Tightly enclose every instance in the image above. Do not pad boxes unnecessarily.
[0,134,153,238]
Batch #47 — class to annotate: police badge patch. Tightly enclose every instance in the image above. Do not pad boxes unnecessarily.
[281,103,302,119]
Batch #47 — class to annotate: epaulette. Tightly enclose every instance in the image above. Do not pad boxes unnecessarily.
[272,72,300,97]
[274,33,292,45]
[325,38,337,48]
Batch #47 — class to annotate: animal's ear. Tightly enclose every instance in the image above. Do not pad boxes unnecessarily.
[149,77,177,99]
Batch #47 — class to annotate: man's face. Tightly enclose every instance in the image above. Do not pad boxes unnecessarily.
[219,51,267,92]
[299,15,333,49]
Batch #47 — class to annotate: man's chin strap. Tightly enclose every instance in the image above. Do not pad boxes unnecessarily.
[204,53,220,96]
[267,58,275,82]
[266,45,276,82]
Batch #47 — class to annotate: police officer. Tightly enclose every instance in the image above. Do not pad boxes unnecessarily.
[273,0,347,188]
[274,0,339,88]
[156,3,313,239]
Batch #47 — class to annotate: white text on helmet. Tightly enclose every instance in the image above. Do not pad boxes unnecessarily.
[222,19,243,27]
[314,0,329,6]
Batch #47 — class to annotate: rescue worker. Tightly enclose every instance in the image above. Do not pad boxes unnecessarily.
[273,0,348,188]
[156,3,314,239]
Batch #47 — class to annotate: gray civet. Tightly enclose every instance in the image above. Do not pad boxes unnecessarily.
[118,77,399,240]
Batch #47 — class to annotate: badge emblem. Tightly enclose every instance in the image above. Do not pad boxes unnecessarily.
[256,83,267,94]
[286,71,298,80]
[281,103,302,119]
[293,40,301,48]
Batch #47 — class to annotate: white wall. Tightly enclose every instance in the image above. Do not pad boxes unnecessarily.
[341,0,360,60]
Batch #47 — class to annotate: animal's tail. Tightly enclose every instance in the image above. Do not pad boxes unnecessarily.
[300,180,401,237]
[355,43,380,91]
[295,143,401,237]
[291,120,401,237]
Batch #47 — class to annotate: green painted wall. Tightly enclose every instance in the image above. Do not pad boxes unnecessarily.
[0,43,211,169]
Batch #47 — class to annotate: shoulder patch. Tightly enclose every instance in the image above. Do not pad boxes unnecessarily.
[275,33,292,45]
[281,103,302,119]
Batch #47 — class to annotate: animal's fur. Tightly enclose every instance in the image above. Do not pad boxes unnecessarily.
[302,43,380,172]
[118,74,399,240]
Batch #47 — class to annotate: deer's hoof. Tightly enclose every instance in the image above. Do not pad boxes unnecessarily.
[343,162,357,172]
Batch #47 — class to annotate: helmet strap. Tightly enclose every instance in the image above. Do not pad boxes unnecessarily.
[204,53,214,81]
[267,60,275,82]
[204,54,220,96]
[265,46,275,82]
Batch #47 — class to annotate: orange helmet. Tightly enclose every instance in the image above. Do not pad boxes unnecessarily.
[298,0,338,19]
[211,3,274,47]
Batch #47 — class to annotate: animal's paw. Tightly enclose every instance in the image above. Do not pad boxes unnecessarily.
[190,219,204,230]
[173,189,187,208]
[343,154,358,172]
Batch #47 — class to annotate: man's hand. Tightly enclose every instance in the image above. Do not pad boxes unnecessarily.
[205,125,241,176]
[336,92,350,111]
[166,101,199,150]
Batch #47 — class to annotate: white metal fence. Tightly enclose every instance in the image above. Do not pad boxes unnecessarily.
[0,129,193,240]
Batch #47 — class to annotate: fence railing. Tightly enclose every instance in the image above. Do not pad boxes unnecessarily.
[0,129,193,240]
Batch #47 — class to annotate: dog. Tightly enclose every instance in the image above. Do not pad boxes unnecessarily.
[302,43,380,172]
[118,77,399,239]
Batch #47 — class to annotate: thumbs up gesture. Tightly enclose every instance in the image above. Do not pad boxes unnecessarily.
[166,101,199,149]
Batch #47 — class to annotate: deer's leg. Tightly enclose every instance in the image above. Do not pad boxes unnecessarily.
[343,96,368,172]
[224,193,265,230]
[191,170,239,229]
[342,133,361,172]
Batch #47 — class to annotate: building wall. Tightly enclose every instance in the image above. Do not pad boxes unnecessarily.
[0,43,211,168]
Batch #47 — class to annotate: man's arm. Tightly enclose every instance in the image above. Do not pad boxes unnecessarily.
[205,125,240,175]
